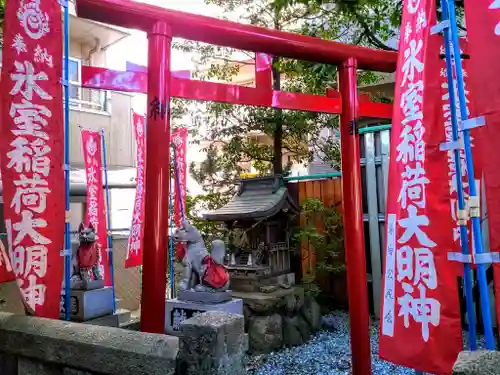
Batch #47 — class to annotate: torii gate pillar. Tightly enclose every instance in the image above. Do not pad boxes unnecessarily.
[140,21,172,333]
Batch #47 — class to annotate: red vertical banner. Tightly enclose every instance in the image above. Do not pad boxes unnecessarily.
[464,0,500,333]
[171,128,188,260]
[125,113,146,268]
[172,128,188,228]
[0,0,65,316]
[81,130,111,286]
[379,1,463,373]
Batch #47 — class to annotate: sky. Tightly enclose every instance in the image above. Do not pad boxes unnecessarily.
[107,0,230,72]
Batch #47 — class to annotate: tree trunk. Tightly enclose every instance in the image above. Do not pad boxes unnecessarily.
[272,59,283,175]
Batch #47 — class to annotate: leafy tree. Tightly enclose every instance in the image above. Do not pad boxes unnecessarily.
[293,197,344,296]
[180,0,379,209]
[271,0,466,49]
[181,0,467,219]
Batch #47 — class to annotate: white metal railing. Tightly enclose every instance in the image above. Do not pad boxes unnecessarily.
[69,84,110,112]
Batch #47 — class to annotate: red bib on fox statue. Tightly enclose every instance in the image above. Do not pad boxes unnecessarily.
[72,222,104,287]
[78,242,100,268]
[202,256,229,290]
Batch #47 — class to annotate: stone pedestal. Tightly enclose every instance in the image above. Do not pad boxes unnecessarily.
[229,272,295,293]
[177,311,247,375]
[234,287,322,354]
[165,298,243,336]
[178,290,232,303]
[453,351,500,375]
[60,287,113,321]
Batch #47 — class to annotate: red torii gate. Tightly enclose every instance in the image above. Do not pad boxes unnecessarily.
[76,0,397,373]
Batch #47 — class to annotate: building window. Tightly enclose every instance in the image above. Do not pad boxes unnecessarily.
[66,57,110,113]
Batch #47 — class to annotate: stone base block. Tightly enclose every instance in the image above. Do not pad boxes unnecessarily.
[178,290,232,304]
[70,279,105,291]
[230,272,295,293]
[165,298,243,336]
[60,287,113,321]
[177,311,247,375]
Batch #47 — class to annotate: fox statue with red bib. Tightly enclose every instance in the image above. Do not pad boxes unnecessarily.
[70,222,103,289]
[173,218,229,292]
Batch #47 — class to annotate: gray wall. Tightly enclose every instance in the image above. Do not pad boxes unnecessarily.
[360,129,390,318]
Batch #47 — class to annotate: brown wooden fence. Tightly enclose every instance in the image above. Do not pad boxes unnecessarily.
[288,178,348,306]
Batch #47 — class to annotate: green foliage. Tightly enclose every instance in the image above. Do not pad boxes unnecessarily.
[184,194,229,249]
[179,0,468,199]
[294,197,345,294]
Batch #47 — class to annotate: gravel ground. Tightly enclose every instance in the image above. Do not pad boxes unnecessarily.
[247,310,486,375]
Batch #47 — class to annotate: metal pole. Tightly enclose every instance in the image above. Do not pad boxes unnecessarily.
[168,156,175,298]
[100,129,116,314]
[62,0,72,321]
[439,0,477,350]
[337,58,372,375]
[140,21,172,333]
[445,0,495,349]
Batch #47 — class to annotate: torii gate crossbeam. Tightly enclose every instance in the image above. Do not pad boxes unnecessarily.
[75,1,397,374]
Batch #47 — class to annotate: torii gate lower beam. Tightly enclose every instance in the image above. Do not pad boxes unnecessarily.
[76,0,397,373]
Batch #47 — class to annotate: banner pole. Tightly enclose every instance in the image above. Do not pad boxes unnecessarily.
[100,129,117,314]
[438,0,477,350]
[444,0,495,349]
[62,0,72,321]
[168,155,175,298]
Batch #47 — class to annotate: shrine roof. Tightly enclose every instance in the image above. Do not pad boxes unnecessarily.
[204,175,299,222]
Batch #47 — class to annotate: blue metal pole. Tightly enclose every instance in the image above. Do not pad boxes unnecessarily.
[440,1,477,350]
[168,158,175,298]
[100,129,116,314]
[62,0,72,321]
[444,0,495,349]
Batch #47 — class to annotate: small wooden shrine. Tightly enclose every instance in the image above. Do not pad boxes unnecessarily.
[204,175,299,292]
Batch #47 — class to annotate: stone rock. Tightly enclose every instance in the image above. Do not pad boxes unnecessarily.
[18,357,60,375]
[336,355,352,371]
[259,286,279,294]
[245,296,280,315]
[301,295,322,332]
[177,311,246,375]
[296,315,312,342]
[283,288,305,313]
[243,305,253,332]
[453,350,500,375]
[248,314,283,354]
[321,316,338,332]
[282,316,304,347]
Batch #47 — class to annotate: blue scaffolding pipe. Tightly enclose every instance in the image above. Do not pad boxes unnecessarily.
[62,0,72,321]
[100,129,116,314]
[440,0,476,350]
[168,165,175,299]
[444,0,495,349]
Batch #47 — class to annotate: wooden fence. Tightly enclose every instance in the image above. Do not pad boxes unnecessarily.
[288,178,348,307]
